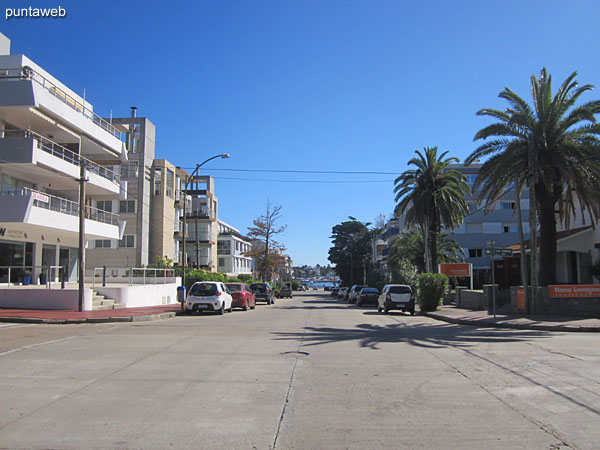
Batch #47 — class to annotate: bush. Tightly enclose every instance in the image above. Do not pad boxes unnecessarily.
[416,273,449,312]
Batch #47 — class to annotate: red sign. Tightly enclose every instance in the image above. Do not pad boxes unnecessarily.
[549,285,600,298]
[516,288,526,310]
[439,263,471,277]
[31,191,49,203]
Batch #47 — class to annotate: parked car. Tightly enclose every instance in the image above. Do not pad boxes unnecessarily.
[378,284,415,315]
[280,284,293,298]
[225,283,256,311]
[250,282,275,304]
[357,287,379,307]
[298,285,307,291]
[185,281,233,315]
[348,285,368,303]
[331,287,339,297]
[337,287,348,299]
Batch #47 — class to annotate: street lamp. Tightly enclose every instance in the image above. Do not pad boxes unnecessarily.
[181,153,230,290]
[339,249,353,287]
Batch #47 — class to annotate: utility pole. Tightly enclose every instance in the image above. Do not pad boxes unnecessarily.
[78,162,87,312]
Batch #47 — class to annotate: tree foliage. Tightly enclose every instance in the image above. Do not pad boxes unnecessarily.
[467,68,600,285]
[328,217,373,287]
[246,201,287,282]
[394,147,470,273]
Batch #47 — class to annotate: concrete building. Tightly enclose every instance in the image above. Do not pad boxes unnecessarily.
[217,220,253,277]
[0,33,124,284]
[180,175,219,271]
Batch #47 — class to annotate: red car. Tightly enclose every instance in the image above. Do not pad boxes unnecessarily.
[226,283,256,311]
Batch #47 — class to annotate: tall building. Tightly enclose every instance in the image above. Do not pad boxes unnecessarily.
[0,33,123,283]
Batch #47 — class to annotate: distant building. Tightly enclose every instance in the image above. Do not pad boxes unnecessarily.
[217,220,253,277]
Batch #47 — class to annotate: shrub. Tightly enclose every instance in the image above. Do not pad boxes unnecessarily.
[237,274,253,283]
[416,273,449,312]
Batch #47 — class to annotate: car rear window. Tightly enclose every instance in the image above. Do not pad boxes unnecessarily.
[362,288,379,293]
[389,286,412,294]
[251,284,267,292]
[227,284,243,292]
[190,283,217,296]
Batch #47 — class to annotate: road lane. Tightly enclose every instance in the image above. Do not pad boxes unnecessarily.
[0,292,598,449]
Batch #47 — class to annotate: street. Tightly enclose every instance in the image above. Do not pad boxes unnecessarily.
[0,292,599,449]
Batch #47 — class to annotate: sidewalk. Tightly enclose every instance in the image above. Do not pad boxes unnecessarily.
[0,304,182,324]
[425,305,600,332]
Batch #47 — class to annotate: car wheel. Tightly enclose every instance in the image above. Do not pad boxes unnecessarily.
[218,304,224,315]
[184,309,192,315]
[228,304,233,313]
[377,306,382,313]
[357,300,362,307]
[243,304,249,311]
[251,303,256,310]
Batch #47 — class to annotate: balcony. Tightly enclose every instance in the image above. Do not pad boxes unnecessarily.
[186,205,215,220]
[174,221,188,237]
[0,187,120,240]
[0,65,123,156]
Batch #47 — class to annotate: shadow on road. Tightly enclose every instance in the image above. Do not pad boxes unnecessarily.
[272,321,551,350]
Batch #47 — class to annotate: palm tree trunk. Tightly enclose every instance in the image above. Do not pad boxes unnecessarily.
[528,140,539,313]
[538,193,558,286]
[515,182,530,313]
[423,221,431,273]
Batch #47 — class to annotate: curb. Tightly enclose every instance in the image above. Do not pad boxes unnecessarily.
[425,312,600,332]
[0,311,177,325]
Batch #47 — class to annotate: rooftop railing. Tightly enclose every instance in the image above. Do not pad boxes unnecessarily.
[5,129,120,185]
[0,67,122,139]
[0,187,119,225]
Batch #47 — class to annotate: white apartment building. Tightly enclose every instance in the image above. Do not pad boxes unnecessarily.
[217,220,253,277]
[0,33,124,284]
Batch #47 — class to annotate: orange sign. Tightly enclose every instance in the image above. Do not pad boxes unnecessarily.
[439,263,471,277]
[516,288,526,310]
[549,285,600,298]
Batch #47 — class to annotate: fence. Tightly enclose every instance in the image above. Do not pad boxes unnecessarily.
[90,267,178,288]
[0,265,64,289]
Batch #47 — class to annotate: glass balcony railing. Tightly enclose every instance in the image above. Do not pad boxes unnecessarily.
[1,66,122,139]
[3,130,120,185]
[0,187,119,225]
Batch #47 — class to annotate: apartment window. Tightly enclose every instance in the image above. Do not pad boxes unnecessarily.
[119,200,136,213]
[118,235,135,248]
[154,168,162,196]
[500,201,516,210]
[218,258,225,267]
[96,201,112,212]
[119,162,139,179]
[468,248,483,258]
[166,170,174,198]
[503,224,518,233]
[466,174,478,190]
[95,240,111,248]
[217,240,231,255]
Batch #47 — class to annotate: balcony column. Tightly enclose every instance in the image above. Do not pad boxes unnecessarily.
[33,242,43,285]
[0,119,4,138]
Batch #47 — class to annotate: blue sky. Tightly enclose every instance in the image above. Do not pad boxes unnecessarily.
[4,0,600,266]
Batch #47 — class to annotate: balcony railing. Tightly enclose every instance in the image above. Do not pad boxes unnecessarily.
[0,187,119,225]
[174,221,188,234]
[5,130,120,185]
[1,67,122,139]
[186,205,215,219]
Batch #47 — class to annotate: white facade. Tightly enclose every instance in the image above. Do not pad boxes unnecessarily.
[217,220,253,276]
[0,34,124,284]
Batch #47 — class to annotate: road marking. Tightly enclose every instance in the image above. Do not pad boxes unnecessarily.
[0,335,77,357]
[0,323,30,329]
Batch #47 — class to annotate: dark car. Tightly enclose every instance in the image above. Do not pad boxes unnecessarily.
[347,285,368,303]
[357,287,379,307]
[250,282,275,305]
[281,285,293,298]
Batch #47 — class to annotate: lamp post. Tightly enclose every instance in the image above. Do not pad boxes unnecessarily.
[181,153,229,291]
[340,249,353,287]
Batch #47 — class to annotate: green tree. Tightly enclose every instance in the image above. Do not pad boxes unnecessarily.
[388,228,465,274]
[394,147,470,273]
[467,68,600,286]
[328,217,372,287]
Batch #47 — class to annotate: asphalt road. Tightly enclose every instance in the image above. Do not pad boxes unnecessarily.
[0,292,598,449]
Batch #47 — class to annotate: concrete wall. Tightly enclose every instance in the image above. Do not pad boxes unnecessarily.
[94,282,179,308]
[510,286,600,318]
[0,288,93,310]
[456,288,487,310]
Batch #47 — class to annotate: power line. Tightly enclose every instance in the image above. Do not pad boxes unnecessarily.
[211,176,394,184]
[186,167,400,175]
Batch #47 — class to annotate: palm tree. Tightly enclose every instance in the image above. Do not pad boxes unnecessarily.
[388,228,466,273]
[394,147,470,272]
[467,68,600,286]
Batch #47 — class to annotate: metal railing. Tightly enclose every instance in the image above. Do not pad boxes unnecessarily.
[0,265,65,289]
[0,187,119,225]
[186,205,215,219]
[1,66,121,138]
[91,267,178,288]
[5,129,120,184]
